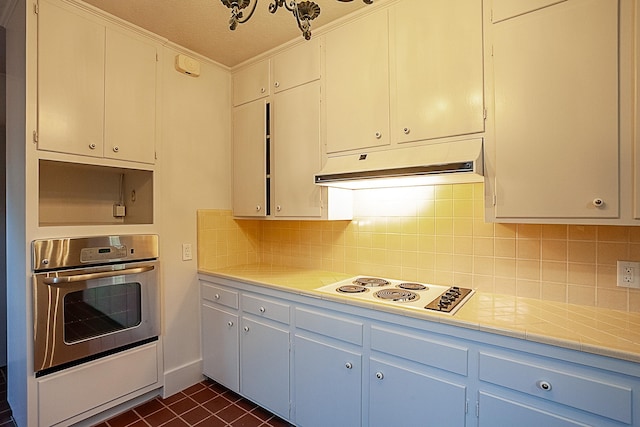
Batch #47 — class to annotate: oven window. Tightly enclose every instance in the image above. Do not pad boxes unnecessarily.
[63,283,142,343]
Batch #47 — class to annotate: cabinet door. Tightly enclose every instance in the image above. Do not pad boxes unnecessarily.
[201,304,239,392]
[273,82,322,217]
[104,28,157,164]
[294,335,362,427]
[369,358,466,427]
[240,317,290,419]
[233,100,268,217]
[273,38,320,93]
[38,0,105,158]
[391,0,484,144]
[324,9,390,154]
[233,59,270,106]
[492,0,619,219]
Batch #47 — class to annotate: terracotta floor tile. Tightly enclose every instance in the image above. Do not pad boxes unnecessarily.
[182,383,206,396]
[208,383,229,394]
[160,418,189,427]
[266,415,294,427]
[126,421,148,427]
[161,392,188,406]
[134,398,165,418]
[235,398,257,412]
[106,409,141,427]
[168,397,198,416]
[180,406,212,425]
[190,388,217,404]
[231,413,263,427]
[250,406,273,422]
[144,407,176,426]
[194,414,227,427]
[202,396,233,414]
[216,404,246,423]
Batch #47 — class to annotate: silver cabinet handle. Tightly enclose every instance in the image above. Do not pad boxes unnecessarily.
[243,326,250,332]
[403,127,410,135]
[345,362,353,369]
[537,380,552,391]
[593,198,604,208]
[215,293,221,300]
[88,143,96,150]
[259,306,266,313]
[227,321,234,327]
[375,372,384,380]
[43,265,154,285]
[112,146,120,152]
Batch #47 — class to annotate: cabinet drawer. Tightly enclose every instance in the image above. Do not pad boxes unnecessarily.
[201,283,238,309]
[295,307,363,346]
[242,294,290,324]
[370,325,468,376]
[478,352,632,424]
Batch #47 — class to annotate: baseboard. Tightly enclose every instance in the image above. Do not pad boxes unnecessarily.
[162,358,203,398]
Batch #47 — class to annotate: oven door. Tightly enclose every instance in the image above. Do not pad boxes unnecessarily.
[33,260,160,375]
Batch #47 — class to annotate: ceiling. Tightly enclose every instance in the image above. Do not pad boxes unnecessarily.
[82,0,373,67]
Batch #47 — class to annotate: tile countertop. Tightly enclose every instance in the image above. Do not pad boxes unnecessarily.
[199,264,640,364]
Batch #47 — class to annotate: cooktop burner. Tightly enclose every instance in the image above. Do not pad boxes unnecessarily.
[353,277,390,287]
[337,285,368,293]
[315,276,474,315]
[374,289,418,302]
[397,282,427,291]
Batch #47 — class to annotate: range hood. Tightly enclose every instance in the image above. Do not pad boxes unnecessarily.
[315,138,484,189]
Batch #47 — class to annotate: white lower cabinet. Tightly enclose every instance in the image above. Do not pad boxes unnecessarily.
[199,277,640,427]
[240,317,290,418]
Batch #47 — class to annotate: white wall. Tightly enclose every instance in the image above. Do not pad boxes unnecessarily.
[158,45,231,396]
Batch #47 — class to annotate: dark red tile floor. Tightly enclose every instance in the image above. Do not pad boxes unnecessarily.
[0,367,17,427]
[93,379,294,427]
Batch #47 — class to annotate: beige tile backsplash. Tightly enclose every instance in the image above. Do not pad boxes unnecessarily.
[198,183,640,312]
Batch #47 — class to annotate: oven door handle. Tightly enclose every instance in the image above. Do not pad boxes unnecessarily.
[42,265,155,285]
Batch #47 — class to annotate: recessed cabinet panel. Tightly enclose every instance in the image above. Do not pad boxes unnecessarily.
[38,0,105,158]
[392,0,484,144]
[492,0,619,219]
[104,28,157,164]
[202,304,239,392]
[233,59,270,106]
[232,100,268,217]
[272,38,320,93]
[491,0,567,23]
[273,82,322,217]
[324,9,390,154]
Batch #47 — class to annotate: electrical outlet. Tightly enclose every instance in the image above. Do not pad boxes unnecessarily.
[182,243,193,261]
[617,261,640,288]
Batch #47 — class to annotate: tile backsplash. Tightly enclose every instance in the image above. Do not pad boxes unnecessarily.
[198,183,640,312]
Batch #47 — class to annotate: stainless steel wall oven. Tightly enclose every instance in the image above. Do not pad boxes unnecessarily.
[32,235,160,377]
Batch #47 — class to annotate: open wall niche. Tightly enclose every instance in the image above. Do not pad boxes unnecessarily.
[39,160,154,226]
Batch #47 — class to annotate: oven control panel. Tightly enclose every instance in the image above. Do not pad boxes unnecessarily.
[80,246,128,263]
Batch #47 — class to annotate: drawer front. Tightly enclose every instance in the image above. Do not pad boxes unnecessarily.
[478,352,632,424]
[295,307,363,346]
[242,294,290,324]
[201,283,238,309]
[370,325,468,376]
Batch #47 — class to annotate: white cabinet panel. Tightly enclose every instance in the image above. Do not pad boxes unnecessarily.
[233,59,270,106]
[491,0,567,23]
[273,81,322,217]
[324,8,390,154]
[38,0,105,158]
[391,0,484,144]
[232,100,268,217]
[201,304,239,392]
[273,38,320,93]
[491,0,619,219]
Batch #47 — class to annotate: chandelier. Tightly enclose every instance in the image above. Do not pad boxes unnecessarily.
[220,0,373,40]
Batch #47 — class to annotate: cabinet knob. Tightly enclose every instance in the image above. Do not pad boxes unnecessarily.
[260,87,266,94]
[274,81,280,88]
[537,380,552,391]
[375,372,384,380]
[403,127,411,135]
[374,132,382,139]
[259,306,266,313]
[214,293,220,299]
[243,326,250,332]
[592,198,604,208]
[276,205,282,212]
[88,143,96,150]
[112,146,120,153]
[256,205,262,212]
[227,321,234,327]
[345,362,353,369]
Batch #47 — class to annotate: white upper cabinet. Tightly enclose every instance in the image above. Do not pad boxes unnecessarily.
[390,0,484,145]
[272,38,320,93]
[233,59,270,106]
[324,8,391,154]
[486,0,620,220]
[37,0,158,164]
